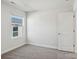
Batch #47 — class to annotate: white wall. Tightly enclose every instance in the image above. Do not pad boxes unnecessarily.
[27,10,76,51]
[27,11,58,49]
[1,2,27,54]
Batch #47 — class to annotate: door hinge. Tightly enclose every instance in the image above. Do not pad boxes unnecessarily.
[73,30,75,32]
[73,44,75,47]
[73,15,75,18]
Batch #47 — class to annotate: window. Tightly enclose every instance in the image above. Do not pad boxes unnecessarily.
[13,27,18,37]
[11,16,23,38]
[13,27,18,31]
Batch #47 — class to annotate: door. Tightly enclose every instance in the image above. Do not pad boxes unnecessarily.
[57,12,74,52]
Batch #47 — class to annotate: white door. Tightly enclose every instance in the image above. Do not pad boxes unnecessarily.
[57,12,74,52]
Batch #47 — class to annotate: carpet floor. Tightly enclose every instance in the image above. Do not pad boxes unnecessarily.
[1,44,76,59]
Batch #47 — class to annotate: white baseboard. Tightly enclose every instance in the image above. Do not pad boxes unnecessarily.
[29,43,57,49]
[1,43,26,55]
[29,43,75,53]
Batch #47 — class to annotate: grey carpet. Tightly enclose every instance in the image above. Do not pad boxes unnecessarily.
[1,44,76,59]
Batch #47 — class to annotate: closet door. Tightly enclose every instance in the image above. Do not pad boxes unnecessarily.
[57,12,74,52]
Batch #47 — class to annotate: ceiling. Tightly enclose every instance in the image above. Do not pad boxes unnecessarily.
[2,0,74,12]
